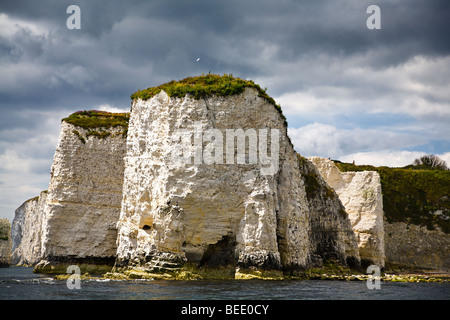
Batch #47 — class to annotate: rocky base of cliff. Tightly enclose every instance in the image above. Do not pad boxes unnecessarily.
[109,260,346,280]
[34,256,116,274]
[113,251,186,274]
[99,260,449,282]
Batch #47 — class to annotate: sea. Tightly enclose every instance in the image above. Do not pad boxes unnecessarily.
[0,266,449,300]
[0,266,448,319]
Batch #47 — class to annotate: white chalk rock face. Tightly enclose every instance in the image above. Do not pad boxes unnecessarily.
[11,191,47,265]
[116,88,360,272]
[37,121,126,268]
[309,157,385,267]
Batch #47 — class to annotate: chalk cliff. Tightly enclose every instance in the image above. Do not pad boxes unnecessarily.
[11,191,47,265]
[15,75,448,276]
[385,222,449,271]
[34,112,128,272]
[0,218,11,267]
[33,76,450,276]
[332,160,450,272]
[309,157,385,268]
[115,75,360,275]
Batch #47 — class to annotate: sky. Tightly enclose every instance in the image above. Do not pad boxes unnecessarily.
[1,0,449,221]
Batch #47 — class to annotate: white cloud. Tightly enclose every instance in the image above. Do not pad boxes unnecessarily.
[287,121,449,168]
[1,1,449,221]
[275,55,450,125]
[0,109,69,221]
[287,122,426,160]
[340,150,425,167]
[438,152,450,168]
[0,168,49,221]
[0,151,52,221]
[0,13,50,38]
[339,150,450,168]
[98,104,130,113]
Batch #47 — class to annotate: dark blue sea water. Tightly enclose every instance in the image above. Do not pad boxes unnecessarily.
[0,267,449,300]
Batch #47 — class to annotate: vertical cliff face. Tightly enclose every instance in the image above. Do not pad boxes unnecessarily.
[298,158,361,269]
[11,76,447,275]
[385,222,449,271]
[116,88,286,271]
[115,76,360,274]
[12,76,363,275]
[11,191,47,265]
[332,161,449,271]
[0,218,11,267]
[35,112,128,271]
[309,157,385,268]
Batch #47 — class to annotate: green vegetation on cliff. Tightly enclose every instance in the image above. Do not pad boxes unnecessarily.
[63,110,130,130]
[335,161,450,233]
[0,219,10,241]
[297,155,338,203]
[131,74,287,125]
[62,110,130,142]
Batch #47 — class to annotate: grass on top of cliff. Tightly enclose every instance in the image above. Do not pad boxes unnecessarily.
[62,110,130,130]
[131,74,286,125]
[334,161,450,233]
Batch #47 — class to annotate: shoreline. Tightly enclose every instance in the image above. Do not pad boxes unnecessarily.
[52,273,450,283]
[8,261,449,283]
[51,268,450,283]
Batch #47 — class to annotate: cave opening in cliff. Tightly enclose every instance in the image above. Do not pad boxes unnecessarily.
[199,234,237,268]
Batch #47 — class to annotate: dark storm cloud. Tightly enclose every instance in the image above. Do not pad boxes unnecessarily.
[1,0,449,106]
[1,0,450,221]
[0,0,449,135]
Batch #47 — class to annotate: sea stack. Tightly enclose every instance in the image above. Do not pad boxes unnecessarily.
[34,111,129,273]
[114,74,360,275]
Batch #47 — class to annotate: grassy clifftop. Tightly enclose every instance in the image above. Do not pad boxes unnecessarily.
[335,162,450,233]
[62,110,130,130]
[62,110,130,142]
[131,74,286,125]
